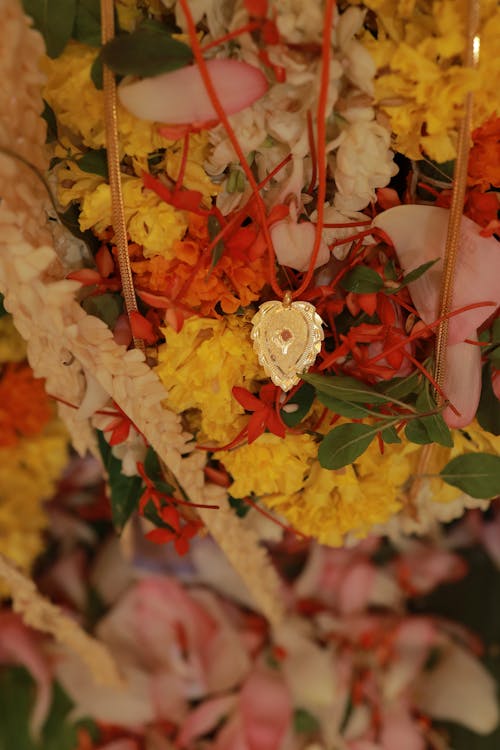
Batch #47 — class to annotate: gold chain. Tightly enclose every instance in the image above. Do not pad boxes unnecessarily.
[434,0,480,401]
[100,0,144,352]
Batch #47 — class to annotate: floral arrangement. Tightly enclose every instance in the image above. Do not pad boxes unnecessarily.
[0,0,500,622]
[1,455,500,750]
[0,299,68,589]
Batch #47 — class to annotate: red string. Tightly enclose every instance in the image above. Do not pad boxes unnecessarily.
[292,0,336,300]
[178,0,336,301]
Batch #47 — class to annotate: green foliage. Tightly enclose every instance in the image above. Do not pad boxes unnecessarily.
[476,364,500,436]
[41,101,58,143]
[0,294,7,318]
[440,453,500,499]
[405,385,453,447]
[101,24,193,77]
[73,0,101,46]
[208,214,225,268]
[23,0,77,58]
[293,708,320,734]
[81,293,123,329]
[281,383,315,427]
[143,446,175,495]
[96,430,143,531]
[318,421,385,470]
[341,266,384,294]
[384,259,438,294]
[0,667,97,750]
[76,148,108,178]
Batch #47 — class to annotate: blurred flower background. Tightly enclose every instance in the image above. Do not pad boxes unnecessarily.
[1,303,500,750]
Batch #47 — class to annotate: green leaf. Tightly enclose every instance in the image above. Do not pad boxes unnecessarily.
[101,25,193,77]
[0,294,7,318]
[293,708,320,734]
[57,204,99,254]
[318,422,381,469]
[73,0,101,46]
[316,392,371,418]
[385,258,438,294]
[303,372,394,405]
[90,53,103,89]
[440,453,500,499]
[208,214,225,268]
[42,100,58,143]
[76,148,108,178]
[416,386,453,447]
[377,368,422,400]
[488,346,500,367]
[23,0,77,58]
[0,667,97,750]
[381,424,401,444]
[281,382,315,426]
[226,168,246,193]
[96,430,143,531]
[228,495,251,518]
[340,266,384,294]
[476,363,500,436]
[81,293,123,329]
[405,417,432,444]
[384,259,398,281]
[143,446,175,495]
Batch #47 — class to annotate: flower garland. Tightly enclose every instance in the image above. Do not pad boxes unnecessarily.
[1,0,499,572]
[0,309,68,591]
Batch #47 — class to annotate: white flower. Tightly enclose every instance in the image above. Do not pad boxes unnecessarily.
[332,121,398,211]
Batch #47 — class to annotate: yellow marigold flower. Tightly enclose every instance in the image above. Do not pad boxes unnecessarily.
[56,157,106,208]
[43,42,167,157]
[79,176,188,258]
[215,433,318,498]
[360,0,500,161]
[0,316,26,363]
[165,133,220,206]
[156,315,265,444]
[0,420,68,594]
[263,436,419,545]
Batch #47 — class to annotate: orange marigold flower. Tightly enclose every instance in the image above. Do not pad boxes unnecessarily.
[131,213,267,318]
[468,115,500,191]
[0,364,52,447]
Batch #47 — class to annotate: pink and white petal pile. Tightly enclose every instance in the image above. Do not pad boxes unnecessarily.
[373,206,500,428]
[6,527,494,750]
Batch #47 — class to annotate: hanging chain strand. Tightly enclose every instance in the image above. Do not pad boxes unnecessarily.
[434,0,480,402]
[100,0,144,353]
[406,0,480,516]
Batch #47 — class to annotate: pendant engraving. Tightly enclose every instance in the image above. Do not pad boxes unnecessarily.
[251,296,324,391]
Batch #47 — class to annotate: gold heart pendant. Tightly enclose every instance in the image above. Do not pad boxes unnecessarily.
[251,293,324,391]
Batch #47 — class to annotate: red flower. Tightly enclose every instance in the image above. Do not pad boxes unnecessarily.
[146,507,202,556]
[232,383,286,443]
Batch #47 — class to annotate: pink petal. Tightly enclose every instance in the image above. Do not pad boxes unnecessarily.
[214,715,249,750]
[270,219,330,271]
[119,60,268,125]
[373,205,500,427]
[177,694,238,747]
[99,741,141,750]
[0,613,52,737]
[379,706,425,750]
[338,562,376,615]
[113,313,132,347]
[442,339,482,428]
[373,206,500,344]
[240,670,292,750]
